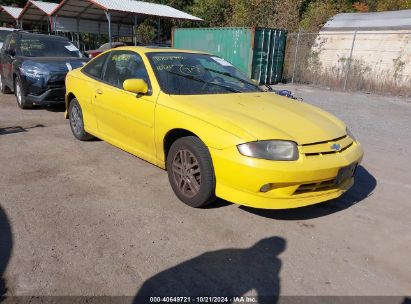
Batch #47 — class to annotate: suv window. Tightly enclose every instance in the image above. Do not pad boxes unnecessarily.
[2,35,11,50]
[8,36,16,53]
[102,51,150,89]
[82,53,108,79]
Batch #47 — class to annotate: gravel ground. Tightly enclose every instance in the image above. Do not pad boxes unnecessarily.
[0,85,410,300]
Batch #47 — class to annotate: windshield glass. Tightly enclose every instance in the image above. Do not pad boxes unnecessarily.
[147,52,261,95]
[20,36,84,58]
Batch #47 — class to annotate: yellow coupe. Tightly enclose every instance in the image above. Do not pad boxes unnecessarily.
[65,47,363,209]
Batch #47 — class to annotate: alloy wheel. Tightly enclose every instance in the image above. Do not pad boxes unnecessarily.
[171,149,201,198]
[15,82,22,105]
[70,103,83,136]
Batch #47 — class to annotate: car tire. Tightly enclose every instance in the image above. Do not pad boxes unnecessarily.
[167,136,216,208]
[14,76,32,109]
[0,73,11,94]
[68,98,93,141]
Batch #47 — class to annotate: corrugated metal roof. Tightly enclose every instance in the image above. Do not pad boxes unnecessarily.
[94,0,202,20]
[19,0,59,21]
[30,1,59,15]
[323,9,411,31]
[53,0,202,22]
[1,6,23,20]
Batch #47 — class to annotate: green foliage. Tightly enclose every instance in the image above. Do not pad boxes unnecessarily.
[4,0,410,34]
[299,0,353,31]
[188,0,231,27]
[136,19,157,44]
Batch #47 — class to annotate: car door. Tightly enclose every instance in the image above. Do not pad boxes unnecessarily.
[93,50,157,163]
[80,53,110,133]
[2,34,16,89]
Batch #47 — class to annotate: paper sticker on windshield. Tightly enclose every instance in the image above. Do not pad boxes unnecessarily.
[65,44,79,52]
[211,57,233,67]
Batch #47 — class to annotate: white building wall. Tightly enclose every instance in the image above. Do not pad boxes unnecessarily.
[315,30,411,85]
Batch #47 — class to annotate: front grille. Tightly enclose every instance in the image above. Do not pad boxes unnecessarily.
[295,178,338,194]
[301,135,354,157]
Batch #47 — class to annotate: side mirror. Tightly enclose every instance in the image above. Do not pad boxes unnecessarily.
[123,79,148,95]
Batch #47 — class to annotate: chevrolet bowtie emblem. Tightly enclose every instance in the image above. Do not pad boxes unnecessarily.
[331,143,341,151]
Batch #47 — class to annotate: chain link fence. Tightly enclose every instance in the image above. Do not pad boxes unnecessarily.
[283,31,411,97]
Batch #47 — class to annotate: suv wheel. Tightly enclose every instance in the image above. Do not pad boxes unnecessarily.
[15,76,32,109]
[0,73,10,94]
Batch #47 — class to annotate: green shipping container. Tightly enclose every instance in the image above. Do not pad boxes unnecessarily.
[172,27,287,85]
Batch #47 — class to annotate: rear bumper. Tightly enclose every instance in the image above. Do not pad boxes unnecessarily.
[210,141,364,209]
[26,87,65,105]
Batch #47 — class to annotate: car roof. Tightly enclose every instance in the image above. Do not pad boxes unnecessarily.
[0,27,16,31]
[19,32,68,40]
[108,46,208,55]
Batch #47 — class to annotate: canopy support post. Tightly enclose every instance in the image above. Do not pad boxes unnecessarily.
[48,16,53,33]
[104,11,112,48]
[98,22,101,47]
[76,18,80,48]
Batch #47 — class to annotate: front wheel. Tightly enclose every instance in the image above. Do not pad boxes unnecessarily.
[167,136,216,208]
[68,98,93,141]
[15,76,32,109]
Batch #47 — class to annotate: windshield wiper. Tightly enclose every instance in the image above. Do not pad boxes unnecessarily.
[167,70,241,93]
[204,68,262,91]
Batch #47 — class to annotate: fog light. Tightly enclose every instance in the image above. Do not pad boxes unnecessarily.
[260,184,272,193]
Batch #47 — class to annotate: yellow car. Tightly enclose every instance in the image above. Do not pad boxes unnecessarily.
[65,47,363,209]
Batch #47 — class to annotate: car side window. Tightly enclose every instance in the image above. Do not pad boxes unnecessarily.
[8,36,16,53]
[82,53,108,79]
[2,35,11,51]
[102,51,150,90]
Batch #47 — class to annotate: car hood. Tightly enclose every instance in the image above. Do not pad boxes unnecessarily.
[20,57,88,73]
[167,92,347,145]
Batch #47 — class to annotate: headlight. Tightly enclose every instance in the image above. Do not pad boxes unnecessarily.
[237,140,299,161]
[346,128,356,141]
[21,66,47,78]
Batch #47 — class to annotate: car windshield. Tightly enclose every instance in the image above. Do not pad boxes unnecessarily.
[20,35,84,58]
[147,52,261,95]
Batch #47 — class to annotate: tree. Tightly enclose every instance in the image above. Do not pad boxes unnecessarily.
[299,0,353,31]
[186,0,231,27]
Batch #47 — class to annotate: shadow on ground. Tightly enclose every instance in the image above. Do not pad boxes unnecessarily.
[43,104,66,113]
[240,165,376,220]
[0,124,45,136]
[134,237,285,304]
[0,206,12,299]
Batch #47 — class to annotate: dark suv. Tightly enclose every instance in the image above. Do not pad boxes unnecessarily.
[0,32,88,109]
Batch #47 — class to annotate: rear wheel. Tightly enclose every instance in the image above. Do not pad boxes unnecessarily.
[0,73,10,94]
[69,98,93,141]
[167,136,216,208]
[15,76,32,109]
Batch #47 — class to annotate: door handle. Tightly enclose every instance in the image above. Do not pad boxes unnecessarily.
[96,89,103,95]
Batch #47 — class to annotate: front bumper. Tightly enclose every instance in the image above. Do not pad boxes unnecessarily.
[25,87,65,105]
[210,140,364,209]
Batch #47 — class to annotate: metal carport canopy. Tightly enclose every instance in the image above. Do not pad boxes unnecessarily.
[51,0,203,45]
[18,1,59,31]
[0,6,23,27]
